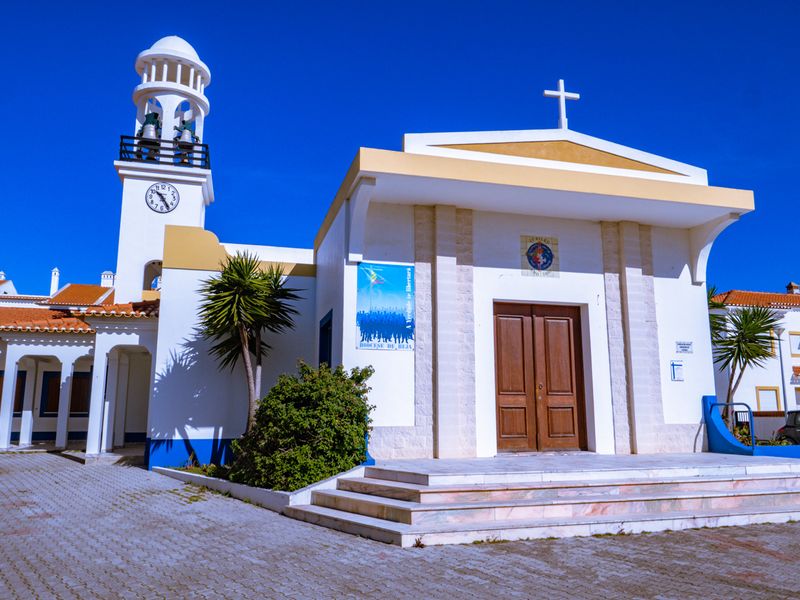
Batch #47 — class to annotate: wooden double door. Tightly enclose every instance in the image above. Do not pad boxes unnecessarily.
[494,303,587,452]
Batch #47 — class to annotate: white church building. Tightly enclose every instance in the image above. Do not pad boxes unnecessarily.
[0,37,756,469]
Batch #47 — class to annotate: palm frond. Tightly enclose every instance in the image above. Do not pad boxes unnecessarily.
[197,253,302,371]
[713,305,781,371]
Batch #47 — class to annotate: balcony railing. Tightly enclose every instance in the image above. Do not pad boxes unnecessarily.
[119,135,211,169]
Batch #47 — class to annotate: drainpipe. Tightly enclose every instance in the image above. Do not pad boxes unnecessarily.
[774,326,789,418]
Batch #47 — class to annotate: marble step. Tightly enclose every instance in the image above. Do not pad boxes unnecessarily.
[364,460,800,486]
[285,503,800,548]
[312,487,800,526]
[339,473,800,504]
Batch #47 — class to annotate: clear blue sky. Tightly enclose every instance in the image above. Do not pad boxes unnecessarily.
[1,1,797,295]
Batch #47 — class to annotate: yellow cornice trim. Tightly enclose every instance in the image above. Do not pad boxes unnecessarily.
[163,226,316,277]
[313,147,755,251]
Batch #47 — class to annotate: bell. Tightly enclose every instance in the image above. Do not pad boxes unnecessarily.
[179,127,194,144]
[142,123,158,139]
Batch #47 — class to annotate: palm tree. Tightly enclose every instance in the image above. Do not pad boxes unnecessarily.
[713,305,780,410]
[198,252,301,432]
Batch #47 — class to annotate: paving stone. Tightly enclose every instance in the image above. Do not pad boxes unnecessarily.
[1,453,800,599]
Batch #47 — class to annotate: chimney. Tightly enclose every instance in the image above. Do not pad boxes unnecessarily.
[0,271,5,281]
[787,282,800,295]
[100,271,115,288]
[50,268,60,296]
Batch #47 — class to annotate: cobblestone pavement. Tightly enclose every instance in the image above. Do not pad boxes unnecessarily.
[2,453,799,600]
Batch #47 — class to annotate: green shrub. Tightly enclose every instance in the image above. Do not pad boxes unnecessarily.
[228,362,374,491]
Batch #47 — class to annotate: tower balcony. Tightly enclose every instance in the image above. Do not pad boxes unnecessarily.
[119,135,211,169]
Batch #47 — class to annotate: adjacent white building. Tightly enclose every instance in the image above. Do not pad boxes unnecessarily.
[0,38,757,468]
[712,285,800,437]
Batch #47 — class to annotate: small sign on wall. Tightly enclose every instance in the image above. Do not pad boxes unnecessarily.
[520,235,559,277]
[670,360,685,382]
[675,341,693,354]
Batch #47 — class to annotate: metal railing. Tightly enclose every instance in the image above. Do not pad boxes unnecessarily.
[119,135,211,169]
[707,401,757,453]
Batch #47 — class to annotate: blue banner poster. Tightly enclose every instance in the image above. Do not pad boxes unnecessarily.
[356,263,415,350]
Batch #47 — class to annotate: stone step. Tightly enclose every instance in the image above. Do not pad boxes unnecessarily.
[285,503,800,548]
[312,487,800,526]
[339,473,800,503]
[364,460,800,486]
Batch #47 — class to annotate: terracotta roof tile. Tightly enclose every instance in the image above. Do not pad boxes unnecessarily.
[46,284,114,306]
[712,290,800,309]
[84,299,159,318]
[0,307,92,334]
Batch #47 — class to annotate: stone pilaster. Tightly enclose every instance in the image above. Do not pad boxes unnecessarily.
[367,206,435,458]
[601,222,633,454]
[455,209,476,457]
[617,223,663,453]
[604,222,703,454]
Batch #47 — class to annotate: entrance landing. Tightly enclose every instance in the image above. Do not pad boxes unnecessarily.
[373,452,800,484]
[286,452,800,547]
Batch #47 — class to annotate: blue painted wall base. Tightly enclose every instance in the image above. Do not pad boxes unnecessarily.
[703,395,800,458]
[362,431,375,466]
[146,437,234,470]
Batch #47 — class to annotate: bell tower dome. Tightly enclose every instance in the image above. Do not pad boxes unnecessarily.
[133,36,211,144]
[113,36,214,304]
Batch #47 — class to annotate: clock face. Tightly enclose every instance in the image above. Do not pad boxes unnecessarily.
[145,182,180,214]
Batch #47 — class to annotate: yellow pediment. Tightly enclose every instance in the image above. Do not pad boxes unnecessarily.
[435,140,679,175]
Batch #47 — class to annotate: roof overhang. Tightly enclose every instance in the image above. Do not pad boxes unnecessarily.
[315,147,754,250]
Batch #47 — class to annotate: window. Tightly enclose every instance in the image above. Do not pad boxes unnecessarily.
[755,386,781,412]
[790,332,800,358]
[69,372,91,416]
[0,371,27,416]
[39,371,61,417]
[319,310,333,367]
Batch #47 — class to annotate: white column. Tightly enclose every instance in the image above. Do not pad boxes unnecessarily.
[0,356,20,449]
[54,361,75,450]
[161,61,168,82]
[101,353,120,452]
[188,67,194,89]
[113,354,130,447]
[86,349,110,455]
[150,62,156,82]
[199,81,205,95]
[142,68,147,84]
[175,63,182,85]
[19,360,38,447]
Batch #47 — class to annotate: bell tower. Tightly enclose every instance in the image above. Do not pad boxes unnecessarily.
[113,36,214,303]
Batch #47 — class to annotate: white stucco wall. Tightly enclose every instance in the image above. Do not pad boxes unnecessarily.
[471,211,615,456]
[651,226,716,425]
[350,203,416,427]
[315,209,346,368]
[152,265,316,444]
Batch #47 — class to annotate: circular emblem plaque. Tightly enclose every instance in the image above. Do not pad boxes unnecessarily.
[526,242,554,271]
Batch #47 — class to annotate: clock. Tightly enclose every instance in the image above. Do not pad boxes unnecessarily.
[145,182,180,213]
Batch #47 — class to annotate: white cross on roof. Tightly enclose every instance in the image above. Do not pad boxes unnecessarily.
[543,79,580,130]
